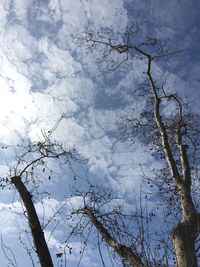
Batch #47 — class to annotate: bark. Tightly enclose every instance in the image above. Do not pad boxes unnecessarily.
[11,176,53,267]
[83,207,146,267]
[172,221,198,267]
[171,178,198,267]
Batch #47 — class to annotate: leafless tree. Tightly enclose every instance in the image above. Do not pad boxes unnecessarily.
[72,27,200,267]
[69,183,173,267]
[0,121,82,267]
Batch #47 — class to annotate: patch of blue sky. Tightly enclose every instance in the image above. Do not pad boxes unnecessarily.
[27,11,63,40]
[30,73,49,92]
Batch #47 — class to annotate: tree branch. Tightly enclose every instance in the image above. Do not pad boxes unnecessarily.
[82,206,146,267]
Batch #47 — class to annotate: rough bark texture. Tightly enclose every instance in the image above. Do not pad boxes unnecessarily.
[11,176,54,267]
[172,221,198,267]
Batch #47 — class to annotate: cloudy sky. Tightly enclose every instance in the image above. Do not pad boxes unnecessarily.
[0,0,199,266]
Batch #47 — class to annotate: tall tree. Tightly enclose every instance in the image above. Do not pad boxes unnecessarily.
[72,28,200,267]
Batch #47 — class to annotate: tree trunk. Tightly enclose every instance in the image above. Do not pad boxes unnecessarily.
[11,176,54,267]
[172,221,198,267]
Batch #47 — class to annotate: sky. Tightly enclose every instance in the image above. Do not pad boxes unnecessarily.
[0,0,199,266]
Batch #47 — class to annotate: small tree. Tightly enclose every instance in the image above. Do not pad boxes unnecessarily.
[72,28,200,267]
[0,122,81,267]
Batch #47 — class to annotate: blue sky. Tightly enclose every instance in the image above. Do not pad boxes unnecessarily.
[0,0,199,266]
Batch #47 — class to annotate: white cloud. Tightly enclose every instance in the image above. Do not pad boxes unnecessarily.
[0,64,35,143]
[51,117,86,147]
[12,0,29,23]
[48,76,95,109]
[48,0,63,22]
[0,202,25,234]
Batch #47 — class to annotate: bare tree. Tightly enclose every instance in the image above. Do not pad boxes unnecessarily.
[69,184,169,267]
[0,122,81,267]
[72,28,200,267]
